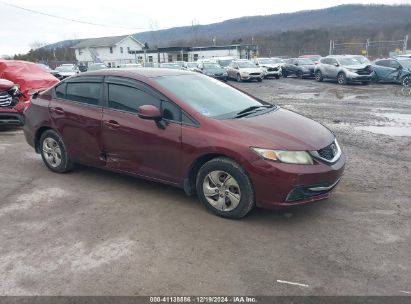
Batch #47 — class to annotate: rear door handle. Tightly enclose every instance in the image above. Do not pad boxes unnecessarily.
[50,107,64,115]
[104,120,120,129]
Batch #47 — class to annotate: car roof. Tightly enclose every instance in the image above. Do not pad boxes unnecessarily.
[76,68,195,79]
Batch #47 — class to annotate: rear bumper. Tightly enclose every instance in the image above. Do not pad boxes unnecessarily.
[0,111,24,126]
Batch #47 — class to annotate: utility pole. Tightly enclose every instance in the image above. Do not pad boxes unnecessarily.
[366,39,370,57]
[404,35,409,54]
[329,40,333,55]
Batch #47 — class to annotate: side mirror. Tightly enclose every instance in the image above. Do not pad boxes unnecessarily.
[138,105,161,121]
[333,63,339,67]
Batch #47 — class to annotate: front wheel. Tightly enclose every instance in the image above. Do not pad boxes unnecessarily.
[196,157,255,219]
[337,72,347,85]
[257,77,263,82]
[236,73,242,82]
[282,71,288,78]
[40,130,73,173]
[297,70,303,79]
[402,75,411,87]
[315,71,323,82]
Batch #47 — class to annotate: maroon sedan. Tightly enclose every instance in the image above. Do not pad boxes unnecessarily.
[23,68,345,218]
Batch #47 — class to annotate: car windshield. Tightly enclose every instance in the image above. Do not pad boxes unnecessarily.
[270,58,285,64]
[153,74,267,119]
[399,59,411,69]
[218,60,232,67]
[305,56,321,61]
[56,66,75,72]
[203,63,221,69]
[237,61,257,68]
[338,57,361,66]
[353,56,370,64]
[297,59,313,65]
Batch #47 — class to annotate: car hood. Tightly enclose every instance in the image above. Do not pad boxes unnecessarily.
[260,64,282,68]
[221,108,333,151]
[239,67,262,73]
[344,64,370,69]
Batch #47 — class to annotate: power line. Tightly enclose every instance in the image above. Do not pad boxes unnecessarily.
[0,1,152,30]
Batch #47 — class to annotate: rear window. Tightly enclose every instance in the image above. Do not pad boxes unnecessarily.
[66,82,101,106]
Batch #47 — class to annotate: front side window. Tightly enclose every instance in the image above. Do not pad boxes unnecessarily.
[162,101,181,122]
[108,84,161,113]
[388,60,400,69]
[66,82,101,106]
[55,83,66,98]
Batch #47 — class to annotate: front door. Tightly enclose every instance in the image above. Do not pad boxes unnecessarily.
[49,77,104,166]
[101,77,182,184]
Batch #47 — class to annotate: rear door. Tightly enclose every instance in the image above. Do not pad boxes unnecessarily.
[49,77,104,166]
[326,58,339,79]
[101,76,182,183]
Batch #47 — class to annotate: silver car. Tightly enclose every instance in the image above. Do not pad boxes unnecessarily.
[226,60,264,82]
[314,56,374,85]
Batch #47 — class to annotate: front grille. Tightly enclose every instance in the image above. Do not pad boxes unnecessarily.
[0,92,13,107]
[310,140,341,163]
[356,67,373,75]
[249,73,260,76]
[318,144,335,160]
[268,67,278,72]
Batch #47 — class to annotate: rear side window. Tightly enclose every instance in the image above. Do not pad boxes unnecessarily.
[375,60,389,67]
[108,84,161,113]
[66,82,101,106]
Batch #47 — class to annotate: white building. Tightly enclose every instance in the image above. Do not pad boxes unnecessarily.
[72,35,144,68]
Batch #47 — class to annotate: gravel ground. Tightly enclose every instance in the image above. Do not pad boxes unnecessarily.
[0,78,410,296]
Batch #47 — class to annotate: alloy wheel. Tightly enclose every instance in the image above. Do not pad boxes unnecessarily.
[202,170,241,212]
[403,76,411,87]
[42,137,62,168]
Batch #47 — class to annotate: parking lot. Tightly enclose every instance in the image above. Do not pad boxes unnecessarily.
[0,77,410,296]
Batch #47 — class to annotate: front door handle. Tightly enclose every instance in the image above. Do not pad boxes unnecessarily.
[50,107,64,115]
[104,120,120,129]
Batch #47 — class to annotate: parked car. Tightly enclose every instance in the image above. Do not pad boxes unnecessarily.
[197,62,228,81]
[23,68,345,219]
[252,58,282,79]
[314,56,374,85]
[159,63,184,70]
[183,62,199,71]
[282,58,315,78]
[226,60,264,82]
[209,57,235,69]
[36,63,52,73]
[88,63,107,71]
[299,55,322,64]
[52,65,79,80]
[0,60,59,126]
[119,63,143,69]
[372,58,411,87]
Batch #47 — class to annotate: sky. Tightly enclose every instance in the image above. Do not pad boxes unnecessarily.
[0,0,409,56]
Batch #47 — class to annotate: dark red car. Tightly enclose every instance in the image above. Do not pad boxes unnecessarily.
[23,68,345,218]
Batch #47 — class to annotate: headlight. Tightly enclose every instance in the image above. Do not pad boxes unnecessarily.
[251,148,314,165]
[205,72,214,76]
[223,72,228,76]
[242,71,249,75]
[347,68,357,73]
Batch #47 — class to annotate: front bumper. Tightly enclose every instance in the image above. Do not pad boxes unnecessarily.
[347,72,373,82]
[0,111,24,126]
[211,74,228,81]
[247,153,346,209]
[241,74,263,80]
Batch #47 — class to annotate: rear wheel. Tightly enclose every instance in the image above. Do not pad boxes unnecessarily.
[40,130,73,173]
[402,75,411,87]
[282,70,288,78]
[196,157,255,219]
[257,77,263,82]
[337,72,347,85]
[315,70,323,82]
[236,73,242,82]
[297,70,303,79]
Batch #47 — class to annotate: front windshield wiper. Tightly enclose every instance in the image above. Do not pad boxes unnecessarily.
[234,105,273,118]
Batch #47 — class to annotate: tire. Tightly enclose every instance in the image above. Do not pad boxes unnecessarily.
[275,75,280,79]
[282,70,288,78]
[337,72,347,85]
[371,74,379,83]
[402,75,411,87]
[257,77,263,82]
[315,70,323,82]
[39,129,73,173]
[297,70,303,79]
[196,157,255,219]
[236,73,242,82]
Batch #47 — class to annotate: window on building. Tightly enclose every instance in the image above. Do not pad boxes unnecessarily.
[194,54,199,61]
[168,54,173,62]
[78,48,83,55]
[120,47,123,54]
[183,54,188,62]
[109,47,113,54]
[148,56,153,62]
[127,47,130,53]
[66,82,101,106]
[177,54,182,61]
[108,84,161,113]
